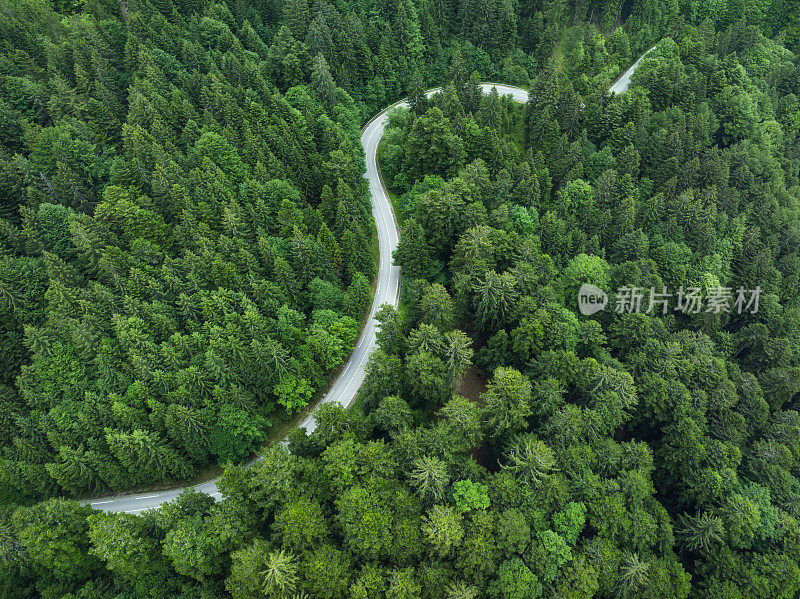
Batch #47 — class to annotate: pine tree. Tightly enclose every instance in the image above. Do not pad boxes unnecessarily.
[449,49,467,90]
[479,87,501,130]
[262,549,300,595]
[283,0,310,40]
[306,13,334,60]
[446,582,480,599]
[439,83,466,130]
[317,221,342,273]
[344,272,372,320]
[392,219,432,281]
[274,256,300,306]
[408,68,428,115]
[311,53,337,111]
[278,199,306,237]
[443,330,473,387]
[44,446,97,494]
[410,456,449,502]
[341,223,374,283]
[616,553,650,598]
[164,404,209,463]
[267,26,309,91]
[319,184,337,225]
[463,71,482,114]
[239,20,269,57]
[402,107,465,181]
[676,512,724,553]
[496,0,517,57]
[500,434,557,485]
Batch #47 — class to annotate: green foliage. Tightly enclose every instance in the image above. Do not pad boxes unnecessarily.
[36,203,75,259]
[439,394,483,451]
[451,479,490,513]
[410,456,450,503]
[274,496,329,549]
[487,557,542,599]
[552,502,587,546]
[194,132,249,185]
[273,375,315,414]
[496,508,531,556]
[87,512,165,582]
[11,499,99,579]
[162,514,223,581]
[209,405,268,464]
[676,511,724,553]
[501,434,557,486]
[4,1,800,598]
[226,538,273,599]
[537,530,572,583]
[345,272,372,320]
[399,108,465,187]
[481,368,533,441]
[374,395,413,432]
[262,549,300,596]
[422,504,464,557]
[0,0,379,502]
[374,21,800,599]
[336,484,395,560]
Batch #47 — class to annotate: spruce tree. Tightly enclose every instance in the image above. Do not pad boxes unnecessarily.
[408,68,428,115]
[311,53,337,110]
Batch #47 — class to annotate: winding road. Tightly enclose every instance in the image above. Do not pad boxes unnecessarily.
[85,56,645,513]
[609,46,654,95]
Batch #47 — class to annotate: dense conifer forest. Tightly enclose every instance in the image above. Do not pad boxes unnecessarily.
[1,0,800,596]
[0,0,379,500]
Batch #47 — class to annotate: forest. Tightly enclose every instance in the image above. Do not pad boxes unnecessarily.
[0,0,383,500]
[1,0,800,596]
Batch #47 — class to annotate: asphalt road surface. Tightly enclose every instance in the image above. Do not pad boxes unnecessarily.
[609,46,654,95]
[84,65,645,513]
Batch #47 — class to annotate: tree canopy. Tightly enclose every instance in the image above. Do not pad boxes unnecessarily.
[2,0,800,597]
